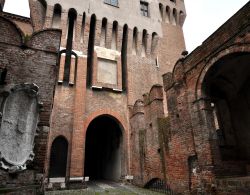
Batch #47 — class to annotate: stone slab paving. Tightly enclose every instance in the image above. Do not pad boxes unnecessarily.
[46,180,165,195]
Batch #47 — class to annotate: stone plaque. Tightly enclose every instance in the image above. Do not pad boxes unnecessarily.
[0,83,40,173]
[97,58,117,85]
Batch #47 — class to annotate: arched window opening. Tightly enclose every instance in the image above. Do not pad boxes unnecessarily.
[151,32,158,55]
[121,24,128,91]
[141,29,147,57]
[166,6,170,23]
[159,3,163,21]
[100,18,107,47]
[80,12,86,43]
[49,136,68,178]
[111,21,118,50]
[87,14,96,87]
[63,8,77,84]
[172,8,177,25]
[51,4,62,28]
[179,11,185,27]
[132,27,138,55]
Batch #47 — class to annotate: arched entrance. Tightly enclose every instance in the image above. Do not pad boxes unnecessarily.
[202,52,250,176]
[84,115,123,181]
[49,136,68,178]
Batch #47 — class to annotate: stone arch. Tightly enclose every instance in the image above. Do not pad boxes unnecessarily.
[195,44,250,101]
[49,136,69,178]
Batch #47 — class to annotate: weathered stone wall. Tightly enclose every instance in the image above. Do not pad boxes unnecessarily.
[0,12,33,35]
[0,15,61,192]
[130,85,165,186]
[162,2,250,194]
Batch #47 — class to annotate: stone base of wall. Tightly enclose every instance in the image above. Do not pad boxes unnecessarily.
[0,169,42,195]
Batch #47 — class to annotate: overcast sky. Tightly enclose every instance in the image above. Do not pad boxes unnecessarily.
[3,0,250,52]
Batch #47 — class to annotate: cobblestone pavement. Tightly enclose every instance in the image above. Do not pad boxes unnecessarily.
[46,180,165,195]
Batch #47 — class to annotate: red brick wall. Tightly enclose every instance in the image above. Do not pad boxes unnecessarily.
[0,15,61,187]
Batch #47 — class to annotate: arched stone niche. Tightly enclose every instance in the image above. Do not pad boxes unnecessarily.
[0,83,41,173]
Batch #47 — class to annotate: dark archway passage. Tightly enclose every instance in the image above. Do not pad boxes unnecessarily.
[84,115,122,181]
[203,52,250,176]
[49,136,68,178]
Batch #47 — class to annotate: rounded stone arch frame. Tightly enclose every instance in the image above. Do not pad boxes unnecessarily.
[195,44,250,101]
[83,109,130,177]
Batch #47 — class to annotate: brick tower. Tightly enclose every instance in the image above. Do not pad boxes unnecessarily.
[28,0,186,189]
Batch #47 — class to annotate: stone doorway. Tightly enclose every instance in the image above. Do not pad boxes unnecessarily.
[84,115,122,181]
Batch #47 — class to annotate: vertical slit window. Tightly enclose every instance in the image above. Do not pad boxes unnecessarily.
[142,29,147,57]
[179,11,185,27]
[166,6,170,23]
[111,21,118,50]
[63,8,77,83]
[100,18,107,47]
[132,27,138,55]
[87,14,96,86]
[173,8,177,25]
[151,32,158,54]
[121,24,128,91]
[52,4,62,28]
[159,4,163,21]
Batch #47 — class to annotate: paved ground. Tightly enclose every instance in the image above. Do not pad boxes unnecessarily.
[46,180,165,195]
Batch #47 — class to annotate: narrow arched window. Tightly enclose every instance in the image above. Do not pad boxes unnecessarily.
[111,21,118,50]
[141,29,147,57]
[173,8,177,25]
[64,8,77,83]
[100,18,107,47]
[132,27,138,55]
[121,24,128,90]
[87,14,96,86]
[159,3,163,21]
[52,4,62,28]
[151,32,158,54]
[179,11,185,27]
[166,6,170,23]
